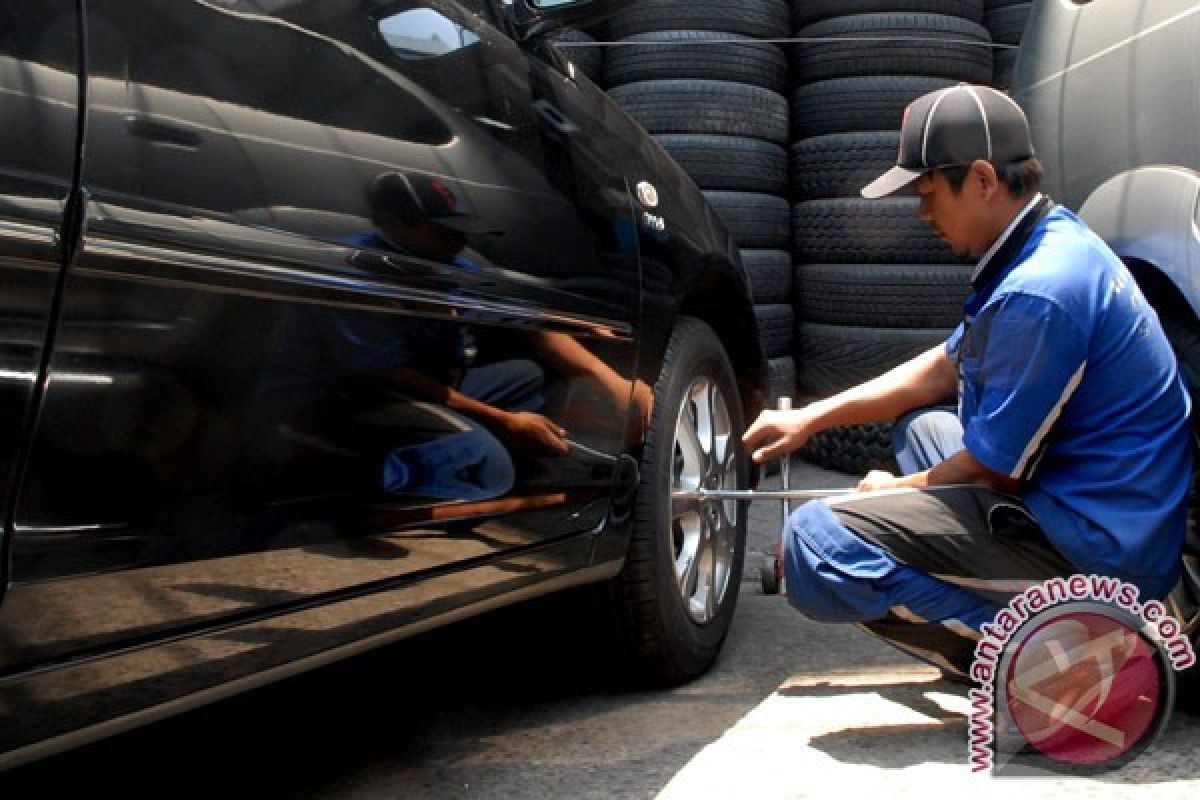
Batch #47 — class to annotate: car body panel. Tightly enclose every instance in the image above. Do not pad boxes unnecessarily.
[0,4,80,594]
[0,0,762,764]
[1014,0,1200,315]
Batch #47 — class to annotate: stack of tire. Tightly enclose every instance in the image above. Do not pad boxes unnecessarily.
[600,0,798,404]
[787,1,992,474]
[549,29,605,84]
[984,0,1033,89]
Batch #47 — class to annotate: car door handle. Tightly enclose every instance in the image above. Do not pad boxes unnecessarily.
[125,114,202,149]
[533,99,577,136]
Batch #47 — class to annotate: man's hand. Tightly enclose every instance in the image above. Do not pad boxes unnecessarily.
[628,378,654,438]
[495,410,570,457]
[857,469,901,492]
[742,408,815,464]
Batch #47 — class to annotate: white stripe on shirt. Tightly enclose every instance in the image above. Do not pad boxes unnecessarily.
[1011,359,1088,479]
[972,192,1044,283]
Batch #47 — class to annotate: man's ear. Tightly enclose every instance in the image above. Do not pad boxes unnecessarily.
[971,159,999,198]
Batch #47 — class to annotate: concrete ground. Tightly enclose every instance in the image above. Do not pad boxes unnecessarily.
[1,458,1196,797]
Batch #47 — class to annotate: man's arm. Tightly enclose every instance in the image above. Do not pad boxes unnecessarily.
[743,344,957,464]
[858,447,1022,494]
[388,365,569,456]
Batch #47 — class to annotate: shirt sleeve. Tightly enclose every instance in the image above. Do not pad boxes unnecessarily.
[944,321,965,359]
[959,292,1089,480]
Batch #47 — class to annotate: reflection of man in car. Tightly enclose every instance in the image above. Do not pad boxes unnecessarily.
[355,170,654,449]
[349,170,490,272]
[258,169,650,503]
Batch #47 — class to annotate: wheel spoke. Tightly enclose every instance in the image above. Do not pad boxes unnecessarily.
[675,399,704,484]
[690,527,714,619]
[691,380,714,469]
[675,517,701,595]
[710,384,730,468]
[705,533,718,620]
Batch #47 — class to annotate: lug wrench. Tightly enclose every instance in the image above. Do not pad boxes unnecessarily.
[670,396,855,595]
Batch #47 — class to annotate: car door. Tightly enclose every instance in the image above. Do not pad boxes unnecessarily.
[1,0,641,683]
[0,7,80,588]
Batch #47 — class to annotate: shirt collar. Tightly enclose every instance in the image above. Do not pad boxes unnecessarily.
[971,192,1045,285]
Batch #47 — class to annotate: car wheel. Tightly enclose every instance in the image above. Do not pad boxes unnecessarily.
[610,316,748,684]
[1156,304,1200,710]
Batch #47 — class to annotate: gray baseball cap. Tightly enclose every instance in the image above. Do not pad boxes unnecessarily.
[861,84,1036,199]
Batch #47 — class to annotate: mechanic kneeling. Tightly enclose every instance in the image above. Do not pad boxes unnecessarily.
[742,85,1193,679]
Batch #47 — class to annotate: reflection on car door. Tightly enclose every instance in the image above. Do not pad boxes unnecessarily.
[0,4,80,592]
[2,1,641,682]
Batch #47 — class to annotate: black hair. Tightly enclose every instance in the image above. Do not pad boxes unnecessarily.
[938,158,1044,198]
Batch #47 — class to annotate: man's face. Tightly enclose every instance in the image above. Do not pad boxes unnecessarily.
[915,167,992,259]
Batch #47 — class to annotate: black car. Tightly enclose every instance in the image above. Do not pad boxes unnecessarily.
[0,0,764,767]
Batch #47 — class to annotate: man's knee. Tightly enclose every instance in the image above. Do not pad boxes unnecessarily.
[782,501,897,622]
[893,407,964,474]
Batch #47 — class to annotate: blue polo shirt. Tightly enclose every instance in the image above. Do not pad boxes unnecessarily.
[946,203,1192,598]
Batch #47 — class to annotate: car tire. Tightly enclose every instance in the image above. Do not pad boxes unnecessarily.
[792,13,994,84]
[795,322,950,395]
[790,75,957,139]
[753,303,794,357]
[790,131,904,199]
[984,2,1033,45]
[605,0,790,39]
[791,0,983,28]
[656,135,787,194]
[605,31,787,92]
[793,198,966,265]
[767,355,796,404]
[609,80,788,143]
[993,47,1018,90]
[742,249,792,304]
[704,191,791,248]
[800,421,900,475]
[1147,297,1200,711]
[793,262,972,327]
[608,316,748,684]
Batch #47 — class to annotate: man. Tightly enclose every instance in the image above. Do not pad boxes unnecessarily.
[743,84,1193,677]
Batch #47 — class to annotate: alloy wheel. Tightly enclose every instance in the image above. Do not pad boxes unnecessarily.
[669,376,739,624]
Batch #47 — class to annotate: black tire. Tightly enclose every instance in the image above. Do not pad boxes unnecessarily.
[656,135,787,194]
[741,249,792,304]
[754,303,794,358]
[792,13,994,84]
[790,131,903,200]
[984,2,1032,45]
[793,198,967,265]
[793,263,972,327]
[790,76,957,138]
[801,422,899,475]
[606,0,790,39]
[605,31,787,92]
[549,29,603,83]
[992,47,1018,90]
[609,316,748,684]
[705,191,790,248]
[767,355,796,404]
[795,322,949,395]
[1153,303,1200,711]
[609,80,788,143]
[791,0,983,27]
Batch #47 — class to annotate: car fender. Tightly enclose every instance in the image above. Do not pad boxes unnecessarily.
[1078,166,1200,321]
